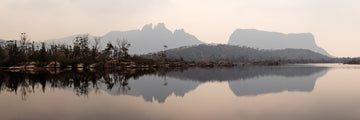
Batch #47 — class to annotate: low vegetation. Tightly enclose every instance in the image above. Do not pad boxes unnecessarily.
[0,33,236,72]
[0,33,159,70]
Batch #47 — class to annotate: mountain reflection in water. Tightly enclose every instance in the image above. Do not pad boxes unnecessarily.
[0,65,328,102]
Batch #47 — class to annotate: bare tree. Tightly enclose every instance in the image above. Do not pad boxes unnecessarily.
[120,39,131,58]
[104,42,114,58]
[93,36,101,52]
[91,36,101,60]
[162,45,168,58]
[116,38,131,58]
[20,33,28,50]
[116,38,122,59]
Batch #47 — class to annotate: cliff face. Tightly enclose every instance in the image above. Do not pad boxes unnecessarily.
[228,29,331,56]
[96,23,204,54]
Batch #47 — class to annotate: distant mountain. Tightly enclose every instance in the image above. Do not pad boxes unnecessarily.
[0,39,9,43]
[44,23,205,54]
[228,29,331,56]
[163,44,331,62]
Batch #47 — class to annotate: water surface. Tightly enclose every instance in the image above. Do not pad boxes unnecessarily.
[1,64,360,120]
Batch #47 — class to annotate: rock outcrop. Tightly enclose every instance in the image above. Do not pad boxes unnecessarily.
[228,29,331,56]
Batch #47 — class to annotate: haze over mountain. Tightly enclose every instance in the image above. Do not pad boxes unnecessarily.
[44,23,205,54]
[228,29,331,56]
[0,39,8,43]
[27,23,332,57]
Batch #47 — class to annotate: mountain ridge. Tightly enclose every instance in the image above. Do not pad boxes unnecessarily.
[43,23,205,54]
[2,23,331,56]
[228,29,331,56]
[162,44,331,62]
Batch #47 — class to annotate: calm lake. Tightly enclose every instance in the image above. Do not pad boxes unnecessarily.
[1,64,360,120]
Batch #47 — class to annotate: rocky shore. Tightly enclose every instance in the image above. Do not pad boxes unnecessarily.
[0,60,238,73]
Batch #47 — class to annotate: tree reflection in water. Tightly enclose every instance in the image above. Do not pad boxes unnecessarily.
[0,69,161,100]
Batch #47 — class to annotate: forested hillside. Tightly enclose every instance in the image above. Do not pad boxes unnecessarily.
[159,44,332,63]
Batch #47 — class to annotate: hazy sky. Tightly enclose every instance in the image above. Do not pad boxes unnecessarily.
[0,0,359,57]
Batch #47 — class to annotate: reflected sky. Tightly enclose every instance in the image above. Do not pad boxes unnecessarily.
[1,64,360,120]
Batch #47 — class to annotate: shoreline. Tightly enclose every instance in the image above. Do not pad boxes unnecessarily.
[0,61,238,73]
